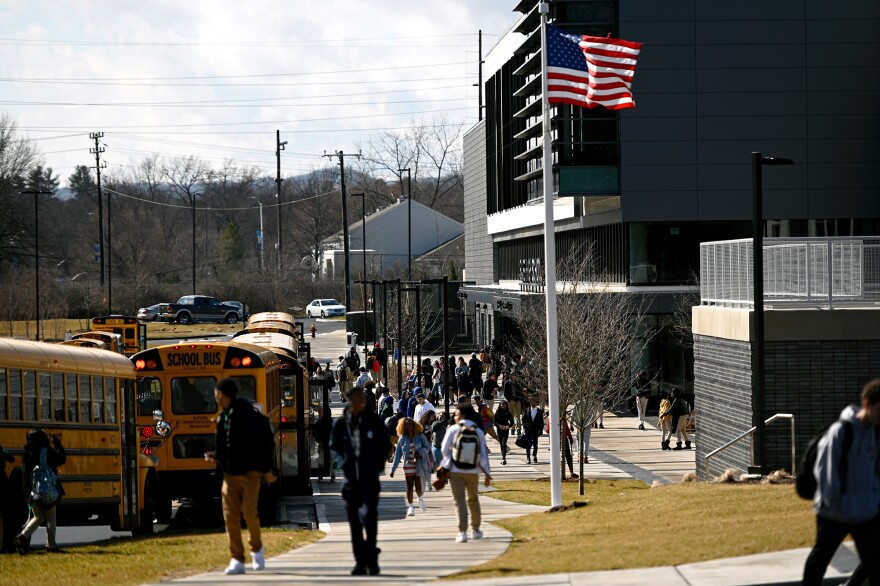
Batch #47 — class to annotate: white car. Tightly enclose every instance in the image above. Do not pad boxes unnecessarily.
[306,299,346,318]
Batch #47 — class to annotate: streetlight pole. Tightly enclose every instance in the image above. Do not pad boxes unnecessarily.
[400,286,421,389]
[399,168,412,280]
[20,190,53,341]
[750,151,795,474]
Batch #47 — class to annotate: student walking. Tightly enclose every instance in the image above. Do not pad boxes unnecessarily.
[634,372,651,430]
[659,388,691,450]
[657,389,673,450]
[336,356,350,402]
[14,429,66,554]
[494,399,514,465]
[205,378,276,575]
[439,405,491,543]
[330,386,392,576]
[802,380,880,586]
[521,396,544,463]
[390,418,430,516]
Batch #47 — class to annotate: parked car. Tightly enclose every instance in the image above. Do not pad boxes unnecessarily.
[158,295,241,325]
[305,298,346,318]
[223,301,250,322]
[137,303,166,322]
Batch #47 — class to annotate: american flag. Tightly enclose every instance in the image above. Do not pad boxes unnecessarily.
[545,23,642,111]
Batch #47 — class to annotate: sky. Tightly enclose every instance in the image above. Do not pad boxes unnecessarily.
[0,0,520,187]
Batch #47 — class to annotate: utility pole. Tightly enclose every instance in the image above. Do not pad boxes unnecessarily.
[323,149,361,312]
[20,189,53,340]
[192,193,197,294]
[275,130,287,273]
[89,132,105,287]
[107,189,112,314]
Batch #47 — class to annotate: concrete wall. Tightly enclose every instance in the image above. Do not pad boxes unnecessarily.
[618,0,880,223]
[693,306,880,479]
[463,121,494,285]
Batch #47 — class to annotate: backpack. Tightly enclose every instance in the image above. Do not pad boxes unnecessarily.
[385,414,402,437]
[31,447,61,509]
[796,421,853,500]
[452,424,480,470]
[345,354,358,371]
[379,396,393,421]
[337,363,348,382]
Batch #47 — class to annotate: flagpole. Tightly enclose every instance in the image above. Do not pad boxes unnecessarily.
[539,1,562,509]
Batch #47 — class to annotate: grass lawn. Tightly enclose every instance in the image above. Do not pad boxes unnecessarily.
[451,479,815,580]
[3,527,323,586]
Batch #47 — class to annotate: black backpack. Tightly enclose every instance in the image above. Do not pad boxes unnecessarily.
[796,421,853,500]
[385,413,402,437]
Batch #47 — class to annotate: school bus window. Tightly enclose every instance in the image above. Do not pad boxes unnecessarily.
[52,373,64,422]
[39,372,51,421]
[8,369,21,420]
[125,329,134,339]
[0,367,7,420]
[229,376,256,403]
[281,375,295,406]
[105,377,117,423]
[92,376,104,423]
[79,374,91,423]
[171,377,217,415]
[137,378,162,416]
[24,370,36,420]
[173,434,215,459]
[66,373,77,422]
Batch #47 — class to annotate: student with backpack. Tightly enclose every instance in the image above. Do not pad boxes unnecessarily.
[15,429,66,554]
[438,405,491,543]
[205,378,277,575]
[335,356,349,402]
[802,379,880,586]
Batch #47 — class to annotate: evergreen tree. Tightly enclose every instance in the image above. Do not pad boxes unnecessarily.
[68,165,96,200]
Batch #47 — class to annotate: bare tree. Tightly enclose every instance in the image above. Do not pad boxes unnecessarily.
[671,271,700,350]
[515,243,653,494]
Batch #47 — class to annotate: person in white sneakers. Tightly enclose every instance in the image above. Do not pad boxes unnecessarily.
[205,378,277,575]
[438,405,491,543]
[390,417,431,516]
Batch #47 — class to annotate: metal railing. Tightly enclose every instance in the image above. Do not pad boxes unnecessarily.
[703,413,796,479]
[700,237,880,308]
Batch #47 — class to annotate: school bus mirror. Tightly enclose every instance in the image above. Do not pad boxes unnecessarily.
[153,409,164,422]
[156,421,173,438]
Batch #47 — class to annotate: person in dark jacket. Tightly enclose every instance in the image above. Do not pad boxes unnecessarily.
[468,352,483,389]
[15,429,66,554]
[521,396,545,464]
[494,400,515,465]
[330,385,392,576]
[206,378,276,575]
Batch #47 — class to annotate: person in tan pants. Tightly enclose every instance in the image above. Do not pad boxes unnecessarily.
[206,378,277,575]
[439,405,491,543]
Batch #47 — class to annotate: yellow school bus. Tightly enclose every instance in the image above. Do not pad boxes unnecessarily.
[65,330,124,354]
[231,329,312,494]
[245,311,298,330]
[130,341,281,517]
[91,315,147,357]
[0,338,157,534]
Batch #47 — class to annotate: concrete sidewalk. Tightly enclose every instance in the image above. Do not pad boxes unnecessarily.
[437,542,860,586]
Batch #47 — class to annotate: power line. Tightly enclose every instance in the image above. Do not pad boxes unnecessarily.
[0,97,470,108]
[101,185,340,210]
[0,75,470,88]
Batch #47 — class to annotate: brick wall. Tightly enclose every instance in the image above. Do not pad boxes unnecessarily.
[694,335,754,479]
[463,121,493,285]
[694,334,880,479]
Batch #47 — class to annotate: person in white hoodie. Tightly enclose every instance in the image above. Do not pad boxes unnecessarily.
[803,379,880,586]
[439,405,491,543]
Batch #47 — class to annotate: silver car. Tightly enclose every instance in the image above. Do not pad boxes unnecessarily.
[137,303,166,322]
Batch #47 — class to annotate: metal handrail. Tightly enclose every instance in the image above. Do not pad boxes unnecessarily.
[704,413,796,479]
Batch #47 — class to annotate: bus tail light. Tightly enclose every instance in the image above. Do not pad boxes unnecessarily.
[230,357,241,367]
[241,356,252,367]
[144,448,153,455]
[141,426,154,438]
[281,416,288,423]
[135,359,146,370]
